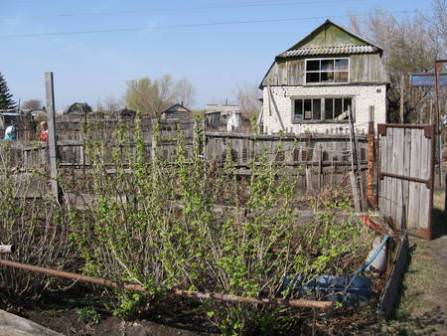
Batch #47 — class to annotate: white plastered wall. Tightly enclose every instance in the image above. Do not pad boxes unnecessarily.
[260,85,386,135]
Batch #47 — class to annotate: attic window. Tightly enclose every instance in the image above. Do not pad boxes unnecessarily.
[305,58,349,84]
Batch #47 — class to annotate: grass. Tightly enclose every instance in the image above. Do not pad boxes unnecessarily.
[386,190,447,334]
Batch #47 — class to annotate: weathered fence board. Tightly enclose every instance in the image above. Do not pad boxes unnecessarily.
[378,124,435,239]
[378,234,410,319]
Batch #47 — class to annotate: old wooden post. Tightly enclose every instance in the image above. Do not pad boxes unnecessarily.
[367,107,377,208]
[306,167,313,193]
[349,171,361,212]
[348,106,364,211]
[45,72,61,203]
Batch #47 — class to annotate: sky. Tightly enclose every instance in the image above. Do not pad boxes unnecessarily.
[0,0,432,110]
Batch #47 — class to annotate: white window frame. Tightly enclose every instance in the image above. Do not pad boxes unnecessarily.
[304,58,350,85]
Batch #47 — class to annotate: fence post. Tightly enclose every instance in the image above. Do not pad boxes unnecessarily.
[45,72,61,203]
[367,107,378,208]
[349,171,361,212]
[306,167,313,193]
[348,106,365,211]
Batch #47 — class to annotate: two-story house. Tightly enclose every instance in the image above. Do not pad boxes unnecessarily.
[258,20,388,134]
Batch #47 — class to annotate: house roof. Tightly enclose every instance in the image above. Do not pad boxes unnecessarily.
[276,20,382,59]
[161,103,191,114]
[278,45,378,58]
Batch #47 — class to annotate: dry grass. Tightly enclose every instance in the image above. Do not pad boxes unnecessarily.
[387,190,447,334]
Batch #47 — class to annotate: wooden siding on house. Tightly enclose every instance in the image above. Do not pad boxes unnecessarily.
[261,54,387,87]
[292,23,365,50]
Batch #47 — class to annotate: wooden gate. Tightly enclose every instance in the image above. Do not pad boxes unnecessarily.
[378,124,435,239]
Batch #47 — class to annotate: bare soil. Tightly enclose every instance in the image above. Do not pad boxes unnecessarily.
[26,309,209,336]
[1,289,215,336]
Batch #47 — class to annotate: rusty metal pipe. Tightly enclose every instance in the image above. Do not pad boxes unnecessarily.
[0,259,332,310]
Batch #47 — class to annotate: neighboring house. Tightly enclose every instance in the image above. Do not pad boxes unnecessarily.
[205,103,242,131]
[160,103,192,122]
[258,20,388,135]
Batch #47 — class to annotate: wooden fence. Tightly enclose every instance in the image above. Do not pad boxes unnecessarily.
[10,133,367,169]
[4,132,366,197]
[2,115,370,196]
[378,124,435,239]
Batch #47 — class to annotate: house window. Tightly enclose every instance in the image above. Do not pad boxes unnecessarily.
[305,58,349,84]
[324,97,352,120]
[294,98,321,121]
[293,97,352,123]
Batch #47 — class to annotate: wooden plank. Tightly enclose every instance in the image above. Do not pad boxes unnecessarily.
[379,234,410,319]
[379,134,387,216]
[350,171,361,212]
[395,128,404,229]
[402,128,411,227]
[408,129,421,231]
[418,135,430,231]
[385,128,394,218]
[389,128,397,224]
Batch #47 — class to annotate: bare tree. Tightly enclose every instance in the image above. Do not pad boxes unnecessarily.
[125,75,195,118]
[22,99,42,111]
[349,9,440,122]
[433,0,447,41]
[174,78,196,107]
[235,84,261,121]
[97,96,123,114]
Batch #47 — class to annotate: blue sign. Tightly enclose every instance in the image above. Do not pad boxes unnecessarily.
[410,73,447,87]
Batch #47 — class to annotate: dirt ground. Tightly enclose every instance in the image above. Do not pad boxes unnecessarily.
[3,289,214,336]
[387,190,447,335]
[26,309,210,336]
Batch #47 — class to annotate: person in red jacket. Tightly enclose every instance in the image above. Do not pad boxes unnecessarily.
[39,121,48,142]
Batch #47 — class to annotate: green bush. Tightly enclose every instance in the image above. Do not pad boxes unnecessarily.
[0,143,73,301]
[71,119,372,334]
